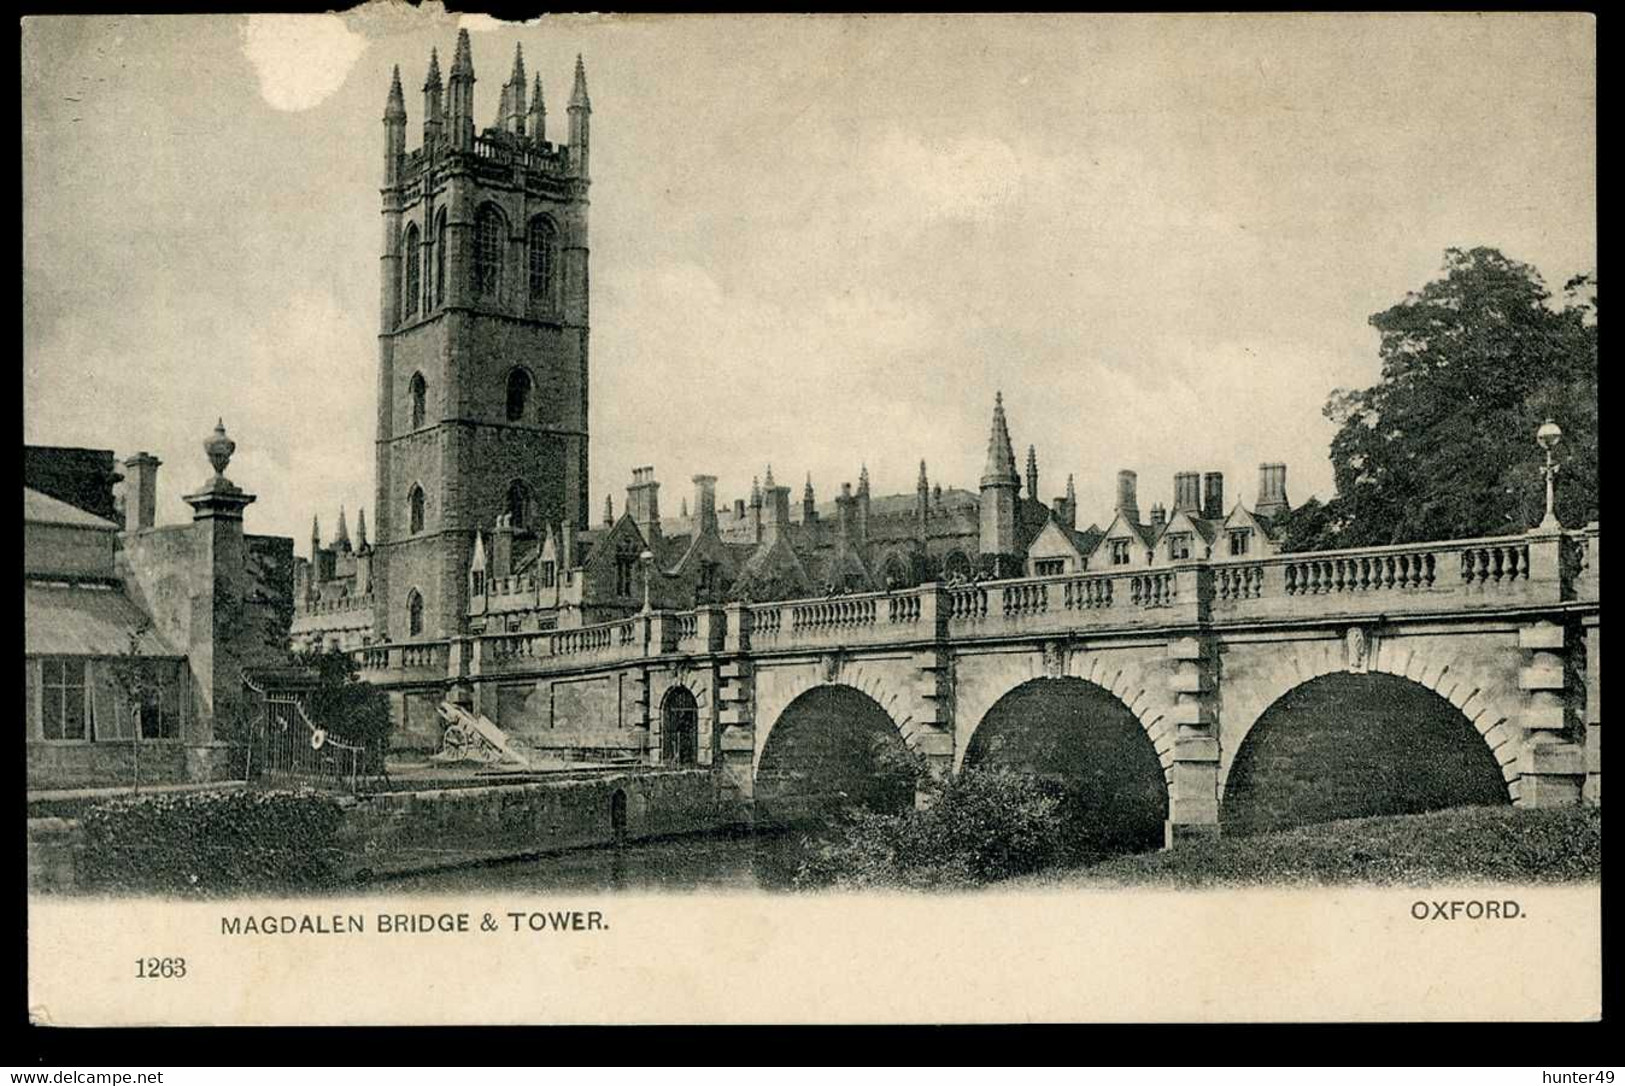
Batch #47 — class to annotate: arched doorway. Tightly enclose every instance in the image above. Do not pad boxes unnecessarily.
[965,677,1168,857]
[755,685,915,825]
[1221,672,1510,836]
[661,686,700,766]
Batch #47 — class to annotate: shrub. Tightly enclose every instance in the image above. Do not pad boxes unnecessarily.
[794,768,1070,889]
[292,646,392,767]
[78,788,345,896]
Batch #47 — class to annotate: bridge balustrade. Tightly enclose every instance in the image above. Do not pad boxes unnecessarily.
[354,639,450,683]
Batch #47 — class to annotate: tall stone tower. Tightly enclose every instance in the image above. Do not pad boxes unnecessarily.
[372,34,592,641]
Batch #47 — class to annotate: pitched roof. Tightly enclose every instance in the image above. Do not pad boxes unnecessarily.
[24,487,118,531]
[25,582,179,657]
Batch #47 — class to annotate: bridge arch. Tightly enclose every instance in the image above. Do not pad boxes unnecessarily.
[753,681,918,823]
[1217,636,1525,807]
[963,674,1170,854]
[1220,670,1514,835]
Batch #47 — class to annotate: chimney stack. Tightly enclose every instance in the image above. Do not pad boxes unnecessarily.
[1202,472,1225,520]
[122,451,162,531]
[1173,471,1202,515]
[762,481,792,543]
[1150,503,1167,528]
[1256,462,1290,518]
[492,513,513,578]
[693,475,718,535]
[1115,469,1140,525]
[626,466,662,541]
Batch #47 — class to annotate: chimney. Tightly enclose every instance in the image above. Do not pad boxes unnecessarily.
[762,483,792,544]
[837,482,855,541]
[749,475,763,543]
[1025,446,1039,501]
[1202,472,1225,520]
[1256,462,1290,518]
[1173,471,1202,515]
[122,451,161,531]
[492,513,514,578]
[626,466,662,541]
[1115,469,1140,525]
[1150,503,1167,529]
[803,474,817,523]
[560,520,576,571]
[733,498,746,520]
[693,475,719,535]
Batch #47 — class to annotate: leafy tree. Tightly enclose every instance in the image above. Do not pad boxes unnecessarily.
[1292,248,1596,549]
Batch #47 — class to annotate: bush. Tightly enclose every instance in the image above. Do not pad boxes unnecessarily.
[794,768,1070,889]
[78,788,345,896]
[292,646,392,766]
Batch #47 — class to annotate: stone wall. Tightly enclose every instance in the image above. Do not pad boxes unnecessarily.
[332,769,726,878]
[27,741,193,791]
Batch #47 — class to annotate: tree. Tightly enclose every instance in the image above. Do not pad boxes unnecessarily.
[291,646,392,756]
[1294,248,1597,550]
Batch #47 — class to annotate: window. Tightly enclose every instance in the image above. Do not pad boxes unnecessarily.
[698,560,719,594]
[41,659,88,740]
[131,661,182,740]
[402,222,421,318]
[505,368,532,423]
[615,544,638,597]
[528,217,557,310]
[407,589,425,637]
[1168,532,1193,561]
[1034,558,1066,576]
[408,486,426,534]
[433,209,447,307]
[1110,539,1132,566]
[541,561,556,588]
[410,372,427,429]
[506,479,536,532]
[471,569,486,598]
[1229,529,1251,557]
[473,204,506,300]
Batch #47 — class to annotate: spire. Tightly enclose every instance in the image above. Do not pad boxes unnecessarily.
[424,46,442,90]
[422,47,444,146]
[603,493,614,527]
[311,514,321,544]
[981,391,1019,489]
[804,473,815,501]
[335,505,350,548]
[384,65,406,120]
[356,507,368,549]
[451,28,474,79]
[858,463,870,498]
[750,476,762,507]
[918,459,929,491]
[1026,444,1039,499]
[764,464,775,489]
[502,43,527,135]
[510,42,526,83]
[528,72,546,142]
[570,53,591,110]
[1066,473,1076,505]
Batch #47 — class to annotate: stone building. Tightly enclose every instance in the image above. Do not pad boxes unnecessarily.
[291,34,1295,654]
[24,425,294,790]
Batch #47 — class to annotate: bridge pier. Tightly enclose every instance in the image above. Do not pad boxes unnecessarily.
[1517,618,1587,808]
[1166,634,1220,846]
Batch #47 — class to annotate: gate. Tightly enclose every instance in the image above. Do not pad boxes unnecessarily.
[243,673,386,793]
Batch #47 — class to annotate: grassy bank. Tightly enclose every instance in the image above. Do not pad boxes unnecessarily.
[1018,805,1601,889]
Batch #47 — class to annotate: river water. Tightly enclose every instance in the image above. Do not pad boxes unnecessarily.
[369,827,816,895]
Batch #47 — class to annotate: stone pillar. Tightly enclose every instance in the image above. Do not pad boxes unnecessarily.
[181,422,257,781]
[695,605,726,653]
[1516,618,1584,807]
[1165,634,1220,845]
[716,657,755,820]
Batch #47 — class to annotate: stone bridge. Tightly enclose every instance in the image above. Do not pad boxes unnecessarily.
[356,525,1601,845]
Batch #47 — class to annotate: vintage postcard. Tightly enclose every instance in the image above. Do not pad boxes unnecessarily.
[22,10,1598,1026]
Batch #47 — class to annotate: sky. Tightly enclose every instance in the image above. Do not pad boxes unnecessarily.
[22,11,1596,546]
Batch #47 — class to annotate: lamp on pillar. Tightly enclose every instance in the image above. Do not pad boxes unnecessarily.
[1536,419,1563,531]
[640,548,655,613]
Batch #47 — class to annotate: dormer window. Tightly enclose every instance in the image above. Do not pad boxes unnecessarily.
[1168,533,1193,561]
[541,561,556,589]
[1034,558,1066,577]
[1228,528,1252,557]
[1110,539,1131,566]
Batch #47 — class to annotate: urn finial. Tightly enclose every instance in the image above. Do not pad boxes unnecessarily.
[205,418,236,478]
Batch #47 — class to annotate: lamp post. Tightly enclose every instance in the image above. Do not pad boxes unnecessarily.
[1536,419,1563,531]
[640,549,655,613]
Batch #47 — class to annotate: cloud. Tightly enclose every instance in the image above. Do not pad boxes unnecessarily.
[241,15,368,112]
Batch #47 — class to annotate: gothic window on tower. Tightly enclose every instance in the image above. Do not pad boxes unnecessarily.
[505,367,532,423]
[433,210,448,308]
[473,203,507,301]
[507,479,536,532]
[527,216,557,312]
[407,589,424,638]
[408,485,426,535]
[403,222,421,319]
[409,372,427,429]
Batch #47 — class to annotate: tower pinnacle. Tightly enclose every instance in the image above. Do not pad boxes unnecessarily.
[450,29,474,79]
[1026,444,1039,499]
[528,72,546,142]
[981,391,1019,489]
[570,54,591,110]
[424,47,442,89]
[384,65,406,120]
